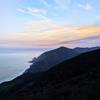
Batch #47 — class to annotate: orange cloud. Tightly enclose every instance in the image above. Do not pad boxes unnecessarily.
[77,26,100,36]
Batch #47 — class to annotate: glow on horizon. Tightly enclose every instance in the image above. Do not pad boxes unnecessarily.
[0,0,100,48]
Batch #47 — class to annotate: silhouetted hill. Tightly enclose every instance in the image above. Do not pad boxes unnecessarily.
[25,47,79,73]
[0,49,100,100]
[26,46,100,74]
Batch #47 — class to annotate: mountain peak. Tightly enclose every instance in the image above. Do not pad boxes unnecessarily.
[57,46,67,49]
[54,46,73,51]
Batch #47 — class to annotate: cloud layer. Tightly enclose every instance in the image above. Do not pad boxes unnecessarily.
[1,18,100,48]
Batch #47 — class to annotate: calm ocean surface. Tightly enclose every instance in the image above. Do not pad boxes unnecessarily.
[0,49,46,83]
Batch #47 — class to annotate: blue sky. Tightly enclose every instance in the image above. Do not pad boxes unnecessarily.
[0,0,100,48]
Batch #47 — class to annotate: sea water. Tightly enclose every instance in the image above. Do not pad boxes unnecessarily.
[0,49,45,83]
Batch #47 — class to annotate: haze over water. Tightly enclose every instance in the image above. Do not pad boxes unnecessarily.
[0,49,46,83]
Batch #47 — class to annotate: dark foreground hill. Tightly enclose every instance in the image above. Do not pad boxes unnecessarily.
[0,49,100,100]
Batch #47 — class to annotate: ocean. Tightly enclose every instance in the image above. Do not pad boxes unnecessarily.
[0,49,46,83]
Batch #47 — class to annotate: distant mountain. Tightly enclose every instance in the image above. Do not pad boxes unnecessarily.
[74,46,100,53]
[0,49,100,100]
[25,47,79,73]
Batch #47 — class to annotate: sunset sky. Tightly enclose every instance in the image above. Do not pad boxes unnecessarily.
[0,0,100,48]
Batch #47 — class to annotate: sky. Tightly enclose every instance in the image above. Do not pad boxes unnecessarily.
[0,0,100,48]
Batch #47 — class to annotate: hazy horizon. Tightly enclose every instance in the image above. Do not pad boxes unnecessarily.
[0,49,45,83]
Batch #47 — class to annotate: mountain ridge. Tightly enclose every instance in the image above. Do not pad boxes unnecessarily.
[25,46,79,74]
[25,46,100,74]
